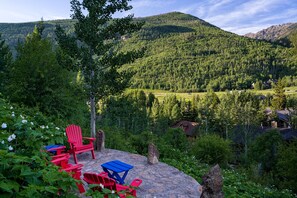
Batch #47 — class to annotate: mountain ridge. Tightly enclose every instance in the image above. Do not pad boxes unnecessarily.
[1,12,296,91]
[245,22,297,42]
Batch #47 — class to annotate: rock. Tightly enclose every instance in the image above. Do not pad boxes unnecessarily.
[147,143,159,165]
[200,164,224,198]
[96,130,105,152]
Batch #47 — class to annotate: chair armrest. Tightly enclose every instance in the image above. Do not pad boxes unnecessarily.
[51,153,69,160]
[83,137,96,142]
[63,164,83,172]
[51,155,70,166]
[130,178,142,188]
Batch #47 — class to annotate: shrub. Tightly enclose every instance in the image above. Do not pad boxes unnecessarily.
[276,139,297,193]
[0,97,78,197]
[249,129,283,173]
[192,134,232,165]
[162,128,189,151]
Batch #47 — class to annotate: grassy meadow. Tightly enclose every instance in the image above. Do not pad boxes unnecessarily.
[127,86,297,101]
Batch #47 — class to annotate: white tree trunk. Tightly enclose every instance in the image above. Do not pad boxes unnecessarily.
[90,95,96,138]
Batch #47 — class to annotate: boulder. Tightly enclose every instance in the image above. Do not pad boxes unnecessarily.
[147,143,159,165]
[200,164,224,198]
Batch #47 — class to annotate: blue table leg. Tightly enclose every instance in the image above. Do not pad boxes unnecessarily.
[103,167,129,184]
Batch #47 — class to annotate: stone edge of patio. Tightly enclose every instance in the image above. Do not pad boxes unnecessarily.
[69,149,201,198]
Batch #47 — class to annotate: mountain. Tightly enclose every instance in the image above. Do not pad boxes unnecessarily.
[0,19,76,51]
[1,12,296,92]
[119,12,296,91]
[245,23,297,42]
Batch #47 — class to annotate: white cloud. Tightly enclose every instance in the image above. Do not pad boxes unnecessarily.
[131,0,176,9]
[224,24,274,35]
[205,0,284,25]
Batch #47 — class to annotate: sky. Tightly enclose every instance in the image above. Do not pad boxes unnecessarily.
[1,0,297,35]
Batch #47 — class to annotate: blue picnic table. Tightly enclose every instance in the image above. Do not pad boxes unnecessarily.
[101,160,134,184]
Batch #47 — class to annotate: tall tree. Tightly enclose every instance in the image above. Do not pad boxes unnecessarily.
[56,0,143,137]
[0,33,13,94]
[271,79,286,110]
[7,25,86,121]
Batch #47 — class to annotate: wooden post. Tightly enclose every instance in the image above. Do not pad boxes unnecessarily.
[96,130,105,151]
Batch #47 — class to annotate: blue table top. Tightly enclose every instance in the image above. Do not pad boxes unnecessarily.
[101,160,133,173]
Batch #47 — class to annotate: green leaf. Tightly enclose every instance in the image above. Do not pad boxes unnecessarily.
[0,180,20,193]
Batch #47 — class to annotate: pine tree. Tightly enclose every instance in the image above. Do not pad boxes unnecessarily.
[0,33,12,94]
[271,79,286,110]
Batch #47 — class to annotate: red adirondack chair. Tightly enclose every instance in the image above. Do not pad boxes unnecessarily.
[83,172,142,198]
[66,124,96,164]
[51,154,85,193]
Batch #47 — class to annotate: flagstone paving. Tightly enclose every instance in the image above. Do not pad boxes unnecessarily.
[69,149,201,198]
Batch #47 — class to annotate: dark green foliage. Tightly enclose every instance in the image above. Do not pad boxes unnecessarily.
[192,134,232,166]
[6,26,87,124]
[162,128,188,151]
[130,131,157,154]
[0,33,12,94]
[271,79,287,110]
[249,129,283,173]
[0,97,78,197]
[102,126,136,153]
[276,140,297,193]
[100,92,149,134]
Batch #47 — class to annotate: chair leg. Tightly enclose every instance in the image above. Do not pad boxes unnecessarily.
[91,149,95,159]
[73,153,78,164]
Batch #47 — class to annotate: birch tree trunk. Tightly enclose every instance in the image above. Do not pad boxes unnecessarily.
[90,95,96,138]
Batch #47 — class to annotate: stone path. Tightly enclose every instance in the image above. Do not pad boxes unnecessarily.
[69,149,201,198]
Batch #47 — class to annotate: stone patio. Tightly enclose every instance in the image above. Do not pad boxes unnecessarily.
[68,149,201,198]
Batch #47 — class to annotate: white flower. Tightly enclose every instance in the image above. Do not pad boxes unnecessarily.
[99,184,104,189]
[40,125,45,129]
[30,122,34,125]
[10,106,13,109]
[51,134,54,137]
[1,123,7,129]
[22,120,27,124]
[111,190,115,194]
[46,126,49,129]
[8,146,13,151]
[7,136,13,142]
[20,115,24,119]
[12,112,15,117]
[1,140,4,144]
[64,132,66,136]
[11,134,16,139]
[55,127,60,130]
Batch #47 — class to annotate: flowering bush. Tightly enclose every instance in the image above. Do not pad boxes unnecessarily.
[0,96,78,197]
[0,97,65,155]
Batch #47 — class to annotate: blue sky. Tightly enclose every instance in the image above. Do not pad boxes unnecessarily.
[1,0,297,35]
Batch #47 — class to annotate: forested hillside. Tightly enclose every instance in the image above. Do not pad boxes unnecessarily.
[1,12,297,92]
[0,19,75,52]
[119,12,297,91]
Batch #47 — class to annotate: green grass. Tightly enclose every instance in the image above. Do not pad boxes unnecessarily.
[126,86,297,101]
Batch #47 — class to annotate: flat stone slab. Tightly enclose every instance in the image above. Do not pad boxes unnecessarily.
[69,149,201,197]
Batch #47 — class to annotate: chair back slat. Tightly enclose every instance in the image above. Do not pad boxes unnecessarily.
[66,124,83,146]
